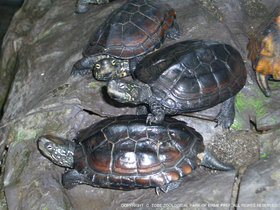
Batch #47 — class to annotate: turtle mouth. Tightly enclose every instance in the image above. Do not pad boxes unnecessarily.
[107,87,128,101]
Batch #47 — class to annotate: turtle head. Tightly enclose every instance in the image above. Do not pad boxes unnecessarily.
[37,135,75,168]
[107,79,151,105]
[93,58,130,81]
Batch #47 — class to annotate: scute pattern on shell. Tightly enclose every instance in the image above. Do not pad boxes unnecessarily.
[72,115,203,190]
[134,40,247,112]
[247,6,280,80]
[83,0,177,59]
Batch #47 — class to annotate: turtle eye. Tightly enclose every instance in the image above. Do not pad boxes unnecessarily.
[111,60,116,66]
[119,83,125,89]
[120,72,126,77]
[46,143,53,151]
[95,64,101,69]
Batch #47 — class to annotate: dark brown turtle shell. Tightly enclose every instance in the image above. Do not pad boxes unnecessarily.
[133,40,247,112]
[247,6,280,80]
[84,0,177,59]
[64,115,203,190]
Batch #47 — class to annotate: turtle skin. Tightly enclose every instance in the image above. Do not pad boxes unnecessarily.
[62,115,203,191]
[134,40,247,127]
[72,0,179,79]
[247,6,280,97]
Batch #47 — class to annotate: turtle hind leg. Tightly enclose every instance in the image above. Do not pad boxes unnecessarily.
[165,22,180,40]
[216,97,235,129]
[156,180,182,195]
[71,57,95,76]
[62,169,88,189]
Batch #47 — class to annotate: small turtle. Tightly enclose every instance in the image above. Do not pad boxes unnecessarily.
[247,6,280,97]
[71,0,179,80]
[37,115,233,193]
[75,0,111,14]
[107,40,247,128]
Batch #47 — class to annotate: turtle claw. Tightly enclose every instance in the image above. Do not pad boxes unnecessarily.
[215,113,233,129]
[146,113,154,125]
[155,187,161,195]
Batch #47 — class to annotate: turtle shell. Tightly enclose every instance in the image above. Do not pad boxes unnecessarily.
[83,0,177,59]
[133,40,247,112]
[247,6,280,80]
[71,115,203,190]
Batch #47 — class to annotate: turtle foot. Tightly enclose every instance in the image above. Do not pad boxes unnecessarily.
[75,0,90,13]
[136,106,148,115]
[62,169,86,189]
[146,113,164,125]
[165,22,180,39]
[216,97,235,129]
[156,180,182,195]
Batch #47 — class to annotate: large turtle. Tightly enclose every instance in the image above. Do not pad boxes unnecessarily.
[37,115,233,193]
[247,6,280,97]
[107,40,247,128]
[71,0,179,80]
[75,0,112,14]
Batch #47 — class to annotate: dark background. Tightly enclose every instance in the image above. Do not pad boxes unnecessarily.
[0,0,23,51]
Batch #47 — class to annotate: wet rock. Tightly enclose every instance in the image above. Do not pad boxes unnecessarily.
[4,140,72,210]
[0,0,52,115]
[65,169,236,210]
[259,129,280,158]
[238,154,280,207]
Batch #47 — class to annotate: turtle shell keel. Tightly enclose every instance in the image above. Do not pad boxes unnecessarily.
[63,116,203,191]
[247,6,280,96]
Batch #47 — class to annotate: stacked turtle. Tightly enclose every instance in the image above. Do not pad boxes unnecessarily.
[37,0,254,193]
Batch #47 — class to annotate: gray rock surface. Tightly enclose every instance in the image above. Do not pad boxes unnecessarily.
[0,0,279,209]
[238,154,280,209]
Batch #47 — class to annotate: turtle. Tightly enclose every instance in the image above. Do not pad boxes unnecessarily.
[75,0,112,14]
[71,0,180,81]
[247,6,280,97]
[37,115,233,193]
[107,40,247,128]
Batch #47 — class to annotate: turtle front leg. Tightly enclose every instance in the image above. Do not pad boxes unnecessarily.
[75,0,109,13]
[256,72,271,97]
[62,169,89,189]
[136,105,148,115]
[216,97,235,129]
[146,101,165,124]
[71,57,95,76]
